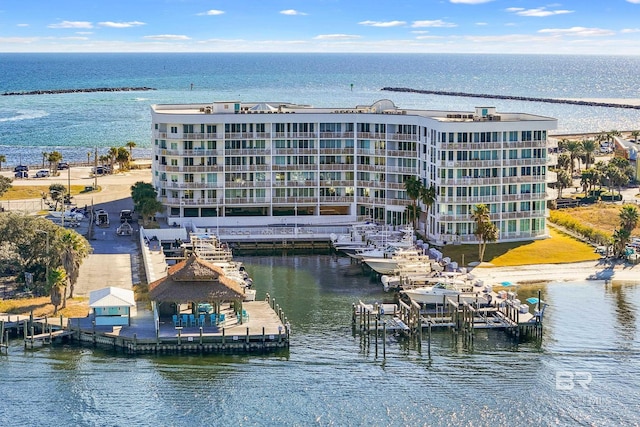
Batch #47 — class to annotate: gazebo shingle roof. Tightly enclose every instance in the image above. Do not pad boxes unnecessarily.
[148,255,245,303]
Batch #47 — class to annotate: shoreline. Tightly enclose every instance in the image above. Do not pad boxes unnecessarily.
[469,259,639,287]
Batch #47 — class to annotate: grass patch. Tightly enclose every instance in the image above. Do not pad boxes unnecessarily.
[0,296,88,318]
[556,204,640,236]
[1,185,100,201]
[442,228,600,267]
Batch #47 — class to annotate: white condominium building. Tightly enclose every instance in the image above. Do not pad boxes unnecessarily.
[151,99,557,244]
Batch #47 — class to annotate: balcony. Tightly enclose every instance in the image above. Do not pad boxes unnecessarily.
[388,133,419,142]
[319,132,354,139]
[225,148,270,156]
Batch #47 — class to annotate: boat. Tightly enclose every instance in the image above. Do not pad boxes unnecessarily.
[362,248,428,274]
[332,223,415,255]
[116,221,133,236]
[401,281,489,305]
[49,208,84,221]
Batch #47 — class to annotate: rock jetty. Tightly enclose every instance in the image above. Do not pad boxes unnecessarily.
[381,87,640,110]
[2,87,156,96]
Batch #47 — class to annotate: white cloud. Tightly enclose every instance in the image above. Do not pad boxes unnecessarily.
[359,20,406,27]
[626,0,640,3]
[506,7,573,17]
[197,10,225,16]
[538,27,615,37]
[476,22,488,26]
[411,30,429,34]
[143,34,191,40]
[48,21,93,29]
[60,37,89,41]
[76,32,93,35]
[412,20,457,28]
[280,9,307,16]
[449,0,494,4]
[0,36,40,44]
[313,34,361,40]
[621,28,640,33]
[17,23,29,27]
[415,35,444,40]
[98,21,145,28]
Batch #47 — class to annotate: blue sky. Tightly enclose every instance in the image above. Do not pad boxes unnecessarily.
[1,0,640,54]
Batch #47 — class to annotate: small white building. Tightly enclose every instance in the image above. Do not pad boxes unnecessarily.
[89,287,137,326]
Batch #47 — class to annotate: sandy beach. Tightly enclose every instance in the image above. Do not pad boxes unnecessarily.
[469,259,639,287]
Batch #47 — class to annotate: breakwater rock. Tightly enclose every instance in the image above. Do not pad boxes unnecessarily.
[3,87,156,96]
[381,87,640,110]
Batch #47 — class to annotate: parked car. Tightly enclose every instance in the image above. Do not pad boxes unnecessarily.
[14,171,28,178]
[14,165,29,172]
[120,209,134,223]
[92,166,111,175]
[57,162,69,170]
[35,169,50,178]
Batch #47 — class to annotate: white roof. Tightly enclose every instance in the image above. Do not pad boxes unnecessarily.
[250,102,277,112]
[89,287,136,308]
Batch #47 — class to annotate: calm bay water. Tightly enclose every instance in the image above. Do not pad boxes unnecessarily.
[1,255,639,426]
[2,53,640,165]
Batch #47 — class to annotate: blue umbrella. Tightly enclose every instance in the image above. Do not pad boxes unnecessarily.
[526,297,543,305]
[500,281,514,287]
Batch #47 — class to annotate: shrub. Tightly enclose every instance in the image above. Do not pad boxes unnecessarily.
[549,210,609,244]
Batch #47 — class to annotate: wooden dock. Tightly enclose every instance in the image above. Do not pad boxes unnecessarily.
[353,291,545,355]
[1,295,290,355]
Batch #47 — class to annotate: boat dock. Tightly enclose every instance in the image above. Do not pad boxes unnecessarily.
[2,295,290,354]
[353,290,545,355]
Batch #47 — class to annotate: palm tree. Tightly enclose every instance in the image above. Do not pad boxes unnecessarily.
[612,228,632,258]
[594,161,608,190]
[116,147,130,171]
[419,184,436,238]
[137,197,164,226]
[56,229,91,302]
[581,139,597,170]
[565,140,583,174]
[126,141,137,160]
[471,204,499,263]
[556,169,572,198]
[556,153,571,172]
[108,147,118,172]
[403,176,422,229]
[631,130,640,143]
[47,151,63,174]
[99,154,110,167]
[48,267,66,314]
[41,151,48,169]
[619,205,639,233]
[0,154,5,171]
[87,151,92,166]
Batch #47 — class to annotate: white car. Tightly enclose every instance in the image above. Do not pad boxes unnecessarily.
[35,170,50,178]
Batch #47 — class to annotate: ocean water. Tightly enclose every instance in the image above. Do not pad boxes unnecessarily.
[1,255,639,426]
[1,53,640,165]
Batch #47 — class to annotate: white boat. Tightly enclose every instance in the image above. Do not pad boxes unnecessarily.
[116,221,133,236]
[363,248,428,274]
[401,282,489,305]
[49,209,84,221]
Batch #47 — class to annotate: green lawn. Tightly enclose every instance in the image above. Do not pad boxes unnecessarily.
[441,228,600,267]
[1,184,99,200]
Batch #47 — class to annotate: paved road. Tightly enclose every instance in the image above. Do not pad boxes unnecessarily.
[3,166,153,296]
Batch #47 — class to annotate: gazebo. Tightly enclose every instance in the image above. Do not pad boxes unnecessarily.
[148,254,246,322]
